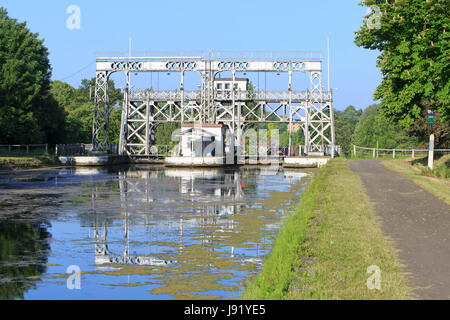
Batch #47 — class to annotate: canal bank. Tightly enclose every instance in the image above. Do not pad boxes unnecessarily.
[243,159,412,300]
[0,155,59,171]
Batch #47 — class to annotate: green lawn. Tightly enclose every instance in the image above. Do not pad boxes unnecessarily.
[244,159,411,300]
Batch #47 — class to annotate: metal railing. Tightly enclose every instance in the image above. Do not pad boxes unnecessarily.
[126,145,173,157]
[242,145,341,157]
[55,144,87,156]
[0,144,48,155]
[130,89,332,102]
[96,50,323,61]
[55,144,117,156]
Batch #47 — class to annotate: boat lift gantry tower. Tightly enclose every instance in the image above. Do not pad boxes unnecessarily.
[92,51,336,158]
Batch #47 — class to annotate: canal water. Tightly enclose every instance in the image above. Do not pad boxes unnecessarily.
[0,166,315,300]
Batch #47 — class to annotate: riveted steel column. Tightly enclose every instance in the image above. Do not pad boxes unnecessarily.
[330,88,336,158]
[119,74,129,155]
[288,70,293,156]
[181,69,185,124]
[305,89,311,154]
[93,71,111,152]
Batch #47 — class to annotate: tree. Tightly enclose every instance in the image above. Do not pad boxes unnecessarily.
[155,123,181,146]
[35,93,68,145]
[77,77,123,145]
[334,105,363,156]
[354,0,449,128]
[51,81,92,144]
[78,78,123,107]
[65,101,94,144]
[407,110,449,148]
[50,78,123,144]
[352,104,417,149]
[50,81,78,110]
[0,7,66,145]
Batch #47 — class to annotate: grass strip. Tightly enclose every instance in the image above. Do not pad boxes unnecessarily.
[0,155,57,169]
[243,158,411,300]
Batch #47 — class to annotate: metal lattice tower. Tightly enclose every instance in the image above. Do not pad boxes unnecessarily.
[92,51,336,157]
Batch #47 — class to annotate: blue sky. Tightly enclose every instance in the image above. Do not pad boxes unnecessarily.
[2,0,381,111]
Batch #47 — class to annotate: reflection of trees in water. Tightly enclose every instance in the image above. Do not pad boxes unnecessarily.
[0,219,50,300]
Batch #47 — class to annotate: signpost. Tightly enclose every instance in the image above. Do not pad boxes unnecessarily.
[427,110,434,170]
[428,134,435,170]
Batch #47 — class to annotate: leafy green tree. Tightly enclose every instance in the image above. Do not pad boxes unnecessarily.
[51,81,91,143]
[354,0,449,128]
[50,81,78,110]
[50,78,123,144]
[77,78,123,144]
[65,101,94,143]
[291,128,305,147]
[352,104,417,149]
[109,108,122,145]
[78,78,123,107]
[407,110,449,148]
[334,105,363,156]
[35,93,68,145]
[0,7,66,145]
[278,124,289,147]
[155,123,181,145]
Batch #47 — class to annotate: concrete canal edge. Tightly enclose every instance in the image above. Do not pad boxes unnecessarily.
[243,158,412,300]
[57,155,129,166]
[55,155,331,169]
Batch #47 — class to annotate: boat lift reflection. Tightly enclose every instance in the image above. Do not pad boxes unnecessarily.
[89,168,248,267]
[85,167,309,268]
[93,222,175,266]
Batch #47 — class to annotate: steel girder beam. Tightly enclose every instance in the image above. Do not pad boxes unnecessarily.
[93,71,112,152]
[96,59,322,74]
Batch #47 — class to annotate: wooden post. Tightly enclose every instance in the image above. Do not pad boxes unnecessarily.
[373,148,376,159]
[428,134,434,170]
[412,149,415,159]
[393,149,396,159]
[376,141,379,158]
[353,145,357,158]
[26,145,29,153]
